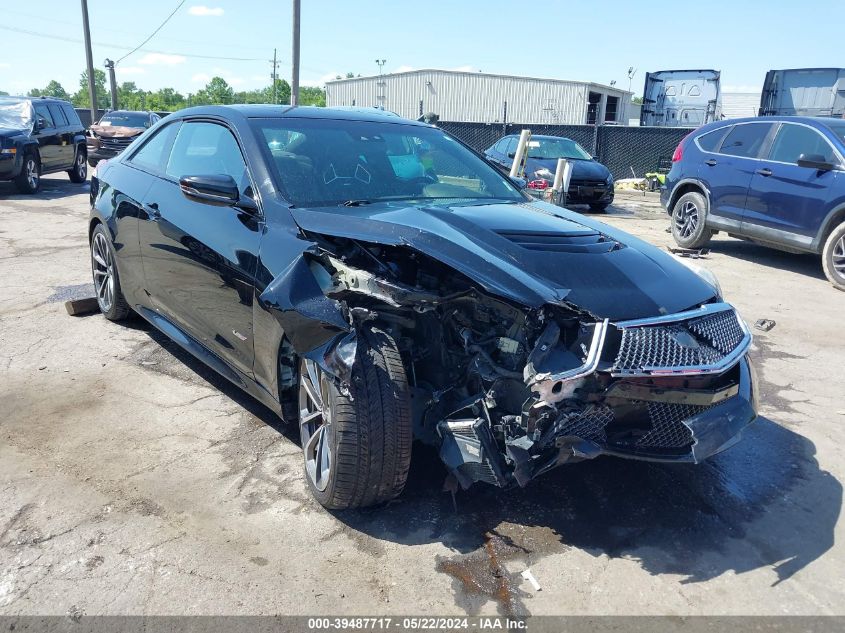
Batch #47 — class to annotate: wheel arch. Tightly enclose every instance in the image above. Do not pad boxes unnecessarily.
[667,179,710,215]
[814,202,845,253]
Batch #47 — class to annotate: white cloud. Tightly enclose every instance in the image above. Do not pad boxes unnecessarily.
[192,73,211,84]
[188,5,224,16]
[449,65,475,72]
[722,84,762,94]
[393,65,415,74]
[0,62,10,69]
[302,72,342,87]
[118,66,146,76]
[138,53,186,66]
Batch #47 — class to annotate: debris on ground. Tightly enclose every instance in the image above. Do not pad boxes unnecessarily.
[667,246,710,259]
[754,319,776,332]
[521,569,542,591]
[64,297,100,316]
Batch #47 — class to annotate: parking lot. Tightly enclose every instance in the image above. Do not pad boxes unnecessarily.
[1,175,843,616]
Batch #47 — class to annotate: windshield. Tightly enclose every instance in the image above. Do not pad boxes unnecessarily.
[251,118,525,207]
[527,137,592,160]
[98,112,150,128]
[0,100,33,131]
[822,120,845,145]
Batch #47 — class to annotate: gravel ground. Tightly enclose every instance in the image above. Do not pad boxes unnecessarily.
[0,179,843,616]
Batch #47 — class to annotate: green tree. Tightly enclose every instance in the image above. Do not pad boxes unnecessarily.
[147,87,185,111]
[29,80,70,100]
[196,77,233,105]
[0,90,8,96]
[72,69,110,109]
[632,96,643,104]
[298,86,326,107]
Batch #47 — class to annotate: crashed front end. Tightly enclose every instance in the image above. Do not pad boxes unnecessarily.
[285,236,757,490]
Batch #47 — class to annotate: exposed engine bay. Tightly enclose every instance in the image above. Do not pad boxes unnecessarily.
[296,234,755,489]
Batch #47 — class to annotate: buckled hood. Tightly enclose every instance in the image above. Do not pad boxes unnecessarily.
[290,199,717,320]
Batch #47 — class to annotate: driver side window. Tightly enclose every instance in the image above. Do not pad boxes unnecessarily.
[166,122,250,194]
[33,103,55,129]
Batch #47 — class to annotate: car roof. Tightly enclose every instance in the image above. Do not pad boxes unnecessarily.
[703,115,842,130]
[0,96,71,105]
[170,104,429,126]
[102,110,153,115]
[503,133,576,142]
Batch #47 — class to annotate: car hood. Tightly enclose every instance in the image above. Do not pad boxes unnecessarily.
[290,199,716,320]
[526,157,610,181]
[0,126,29,140]
[90,124,145,138]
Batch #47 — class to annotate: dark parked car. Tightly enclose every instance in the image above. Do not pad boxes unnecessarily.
[484,134,614,211]
[662,116,845,290]
[90,106,756,509]
[87,110,162,167]
[0,96,87,194]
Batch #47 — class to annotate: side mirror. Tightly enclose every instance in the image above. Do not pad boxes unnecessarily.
[507,151,516,158]
[510,177,528,190]
[797,153,836,171]
[34,117,46,131]
[179,174,256,211]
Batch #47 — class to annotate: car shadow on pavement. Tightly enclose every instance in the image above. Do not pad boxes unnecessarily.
[337,415,840,588]
[0,177,90,201]
[130,320,840,590]
[707,239,826,281]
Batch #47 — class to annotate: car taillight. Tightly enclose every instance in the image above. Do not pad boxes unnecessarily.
[527,179,549,190]
[672,133,693,162]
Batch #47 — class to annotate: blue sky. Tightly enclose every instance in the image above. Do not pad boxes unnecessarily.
[0,0,839,97]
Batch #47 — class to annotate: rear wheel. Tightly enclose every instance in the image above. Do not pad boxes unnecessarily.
[822,221,845,291]
[298,328,412,509]
[68,148,87,183]
[671,191,713,249]
[90,224,131,321]
[14,152,40,194]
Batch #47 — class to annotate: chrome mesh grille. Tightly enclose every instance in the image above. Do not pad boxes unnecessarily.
[612,308,746,374]
[555,405,614,443]
[99,137,134,151]
[637,402,702,448]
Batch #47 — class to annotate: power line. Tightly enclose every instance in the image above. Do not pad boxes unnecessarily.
[115,0,187,64]
[0,24,264,62]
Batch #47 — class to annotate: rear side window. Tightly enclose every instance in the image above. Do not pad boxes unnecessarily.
[493,138,510,154]
[128,122,180,172]
[48,104,67,126]
[62,105,82,127]
[33,103,55,129]
[718,123,772,158]
[768,124,836,165]
[696,128,728,152]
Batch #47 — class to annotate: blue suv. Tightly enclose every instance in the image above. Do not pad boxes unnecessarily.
[661,116,845,290]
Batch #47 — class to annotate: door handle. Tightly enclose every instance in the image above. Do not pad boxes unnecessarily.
[704,159,717,166]
[144,202,160,218]
[756,168,773,177]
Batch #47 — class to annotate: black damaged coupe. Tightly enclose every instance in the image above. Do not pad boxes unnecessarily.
[89,105,757,509]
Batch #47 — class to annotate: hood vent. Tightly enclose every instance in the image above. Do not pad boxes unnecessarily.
[495,230,622,254]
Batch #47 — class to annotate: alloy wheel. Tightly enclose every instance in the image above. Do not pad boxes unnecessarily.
[675,200,699,239]
[91,232,115,313]
[299,359,333,492]
[26,158,38,190]
[76,153,87,179]
[833,235,845,277]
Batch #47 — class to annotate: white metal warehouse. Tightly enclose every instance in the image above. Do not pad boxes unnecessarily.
[325,69,633,125]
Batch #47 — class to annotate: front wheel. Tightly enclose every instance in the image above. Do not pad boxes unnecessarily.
[822,221,845,291]
[589,202,610,213]
[298,328,412,509]
[68,148,87,183]
[14,152,40,194]
[671,191,713,249]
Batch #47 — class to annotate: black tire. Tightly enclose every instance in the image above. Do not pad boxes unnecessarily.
[822,221,845,291]
[90,224,132,321]
[14,152,40,194]
[298,328,413,510]
[68,147,87,183]
[671,191,714,249]
[589,202,610,213]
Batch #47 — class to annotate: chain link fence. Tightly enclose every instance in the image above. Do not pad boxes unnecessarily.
[439,121,689,180]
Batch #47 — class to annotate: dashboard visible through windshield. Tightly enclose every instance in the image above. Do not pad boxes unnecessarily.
[251,118,526,207]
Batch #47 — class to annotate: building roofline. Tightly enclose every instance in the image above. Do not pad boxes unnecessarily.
[326,68,632,95]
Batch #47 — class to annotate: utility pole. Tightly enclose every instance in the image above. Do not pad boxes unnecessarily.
[290,0,300,106]
[627,67,637,94]
[271,48,279,104]
[104,59,117,110]
[375,59,386,109]
[80,0,97,124]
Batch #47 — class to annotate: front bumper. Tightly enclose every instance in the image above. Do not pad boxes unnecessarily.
[0,151,22,180]
[87,147,120,166]
[565,182,614,205]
